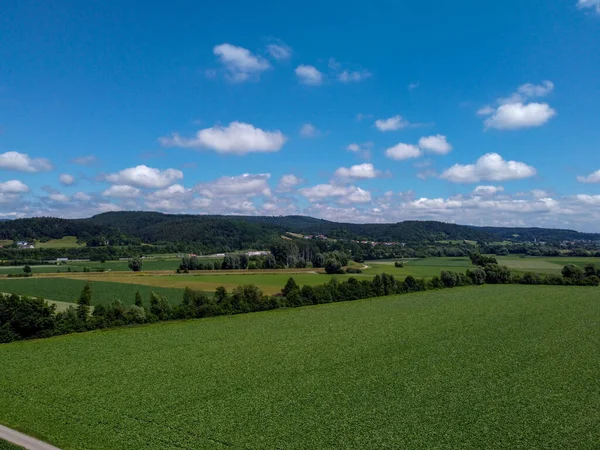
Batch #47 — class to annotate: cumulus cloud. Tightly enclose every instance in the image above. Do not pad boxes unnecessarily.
[440,153,537,183]
[102,185,142,198]
[577,0,600,13]
[385,143,422,160]
[106,165,183,189]
[299,123,320,138]
[213,43,271,82]
[418,135,452,155]
[483,102,556,130]
[196,173,271,198]
[577,169,600,183]
[266,43,292,60]
[374,115,410,131]
[295,65,324,85]
[479,81,556,130]
[338,70,371,83]
[0,180,29,194]
[160,122,286,155]
[474,185,504,195]
[59,174,75,186]
[334,163,380,180]
[299,184,371,204]
[277,174,303,192]
[0,151,53,172]
[575,194,600,205]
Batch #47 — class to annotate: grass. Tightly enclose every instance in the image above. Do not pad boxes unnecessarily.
[34,236,84,249]
[0,440,23,450]
[0,285,598,449]
[0,278,184,306]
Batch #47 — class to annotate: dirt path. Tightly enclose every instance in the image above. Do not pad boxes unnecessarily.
[0,424,61,450]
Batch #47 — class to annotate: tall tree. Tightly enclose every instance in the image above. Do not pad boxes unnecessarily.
[77,282,92,320]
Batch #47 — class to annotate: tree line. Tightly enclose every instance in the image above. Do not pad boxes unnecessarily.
[2,257,599,344]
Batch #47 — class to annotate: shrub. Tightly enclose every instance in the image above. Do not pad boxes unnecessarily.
[394,261,404,268]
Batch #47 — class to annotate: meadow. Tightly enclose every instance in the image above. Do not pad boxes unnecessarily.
[0,285,598,449]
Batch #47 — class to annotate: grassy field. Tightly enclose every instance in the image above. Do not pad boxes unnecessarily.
[0,285,598,449]
[34,236,84,249]
[0,278,184,306]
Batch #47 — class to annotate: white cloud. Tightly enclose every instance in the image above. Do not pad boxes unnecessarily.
[0,180,29,204]
[59,174,75,186]
[49,193,70,203]
[483,102,556,130]
[160,122,286,155]
[418,135,452,155]
[148,184,190,199]
[102,185,142,198]
[338,70,371,83]
[347,143,360,152]
[106,165,183,189]
[73,192,91,201]
[517,81,554,98]
[334,163,380,180]
[375,115,410,131]
[479,81,556,130]
[575,194,600,205]
[300,123,320,138]
[577,0,600,13]
[477,106,495,116]
[0,180,29,194]
[385,143,422,160]
[266,43,291,60]
[474,185,504,195]
[277,174,303,192]
[531,189,549,199]
[295,65,324,85]
[408,82,420,90]
[213,43,270,82]
[299,184,371,204]
[0,151,53,172]
[196,173,271,198]
[577,169,600,183]
[441,153,537,183]
[71,155,97,166]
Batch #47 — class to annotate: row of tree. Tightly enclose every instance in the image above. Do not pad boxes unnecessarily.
[2,260,599,344]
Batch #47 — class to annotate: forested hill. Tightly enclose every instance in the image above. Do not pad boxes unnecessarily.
[0,212,598,250]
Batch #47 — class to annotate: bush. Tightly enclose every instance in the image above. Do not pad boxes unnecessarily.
[346,267,363,274]
[394,261,404,268]
[128,257,143,272]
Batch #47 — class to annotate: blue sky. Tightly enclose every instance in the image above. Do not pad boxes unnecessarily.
[1,0,600,230]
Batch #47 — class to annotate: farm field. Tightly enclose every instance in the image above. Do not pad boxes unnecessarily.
[0,278,184,306]
[0,285,598,449]
[0,257,184,274]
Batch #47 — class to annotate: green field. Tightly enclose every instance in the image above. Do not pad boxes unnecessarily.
[34,236,84,249]
[0,257,183,274]
[0,285,598,449]
[0,278,184,306]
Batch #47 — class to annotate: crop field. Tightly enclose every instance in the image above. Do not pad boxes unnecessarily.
[0,278,184,306]
[0,285,598,449]
[0,257,184,274]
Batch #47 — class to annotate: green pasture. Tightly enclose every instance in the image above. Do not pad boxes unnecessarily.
[0,278,184,306]
[34,236,84,249]
[0,285,598,449]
